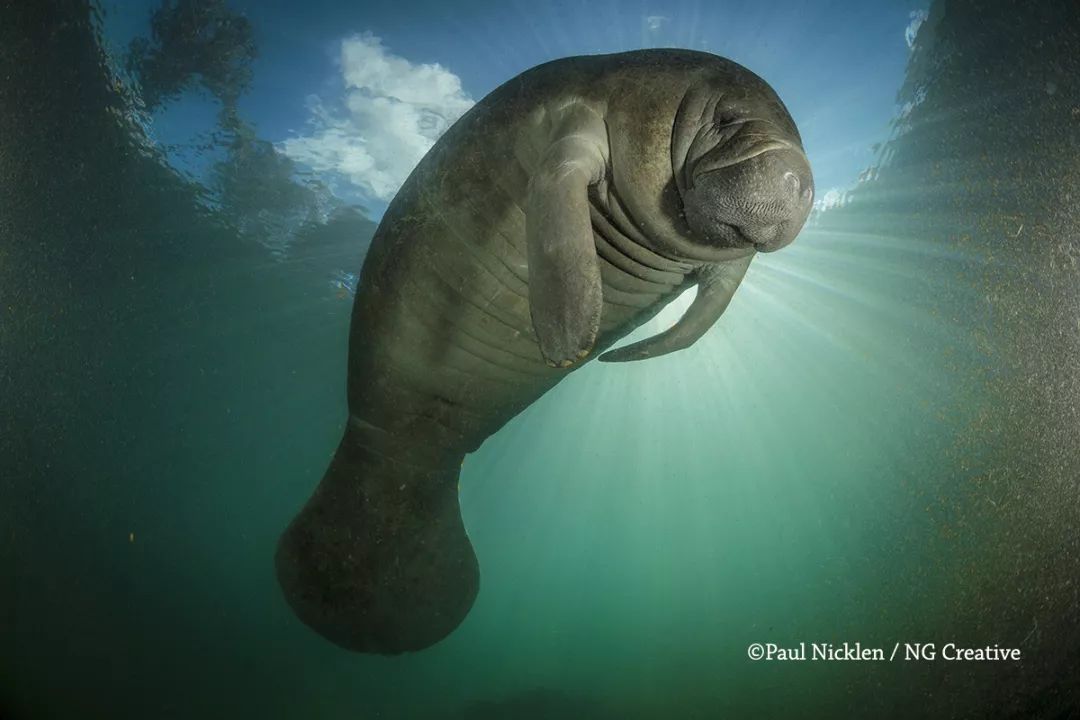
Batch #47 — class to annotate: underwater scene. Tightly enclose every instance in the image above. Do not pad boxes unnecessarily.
[2,0,1078,718]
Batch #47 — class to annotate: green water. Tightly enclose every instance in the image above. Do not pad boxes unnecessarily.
[3,1,1078,718]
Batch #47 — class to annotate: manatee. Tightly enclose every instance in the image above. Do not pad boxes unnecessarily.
[276,49,814,654]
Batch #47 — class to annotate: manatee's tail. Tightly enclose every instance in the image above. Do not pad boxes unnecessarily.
[275,422,478,654]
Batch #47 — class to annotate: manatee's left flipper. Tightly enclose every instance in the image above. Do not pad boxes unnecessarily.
[599,253,753,362]
[526,104,610,368]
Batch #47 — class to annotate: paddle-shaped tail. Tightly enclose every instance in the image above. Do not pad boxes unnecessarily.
[275,422,478,654]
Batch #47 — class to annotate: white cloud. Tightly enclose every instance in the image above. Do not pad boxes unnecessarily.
[645,15,668,32]
[905,9,928,49]
[279,33,474,204]
[814,187,848,213]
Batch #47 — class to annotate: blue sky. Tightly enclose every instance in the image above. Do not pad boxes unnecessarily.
[99,0,927,218]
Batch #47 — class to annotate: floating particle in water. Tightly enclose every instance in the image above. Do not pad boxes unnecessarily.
[330,270,359,299]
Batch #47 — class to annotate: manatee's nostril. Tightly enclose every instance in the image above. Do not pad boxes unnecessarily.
[783,171,800,195]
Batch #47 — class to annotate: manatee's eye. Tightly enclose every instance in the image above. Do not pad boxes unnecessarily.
[713,112,740,128]
[682,121,743,190]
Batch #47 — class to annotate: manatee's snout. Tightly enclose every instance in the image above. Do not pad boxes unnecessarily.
[684,146,814,253]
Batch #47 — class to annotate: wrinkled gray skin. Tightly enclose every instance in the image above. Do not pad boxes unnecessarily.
[276,49,813,654]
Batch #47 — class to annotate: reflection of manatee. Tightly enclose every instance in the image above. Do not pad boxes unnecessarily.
[276,49,814,653]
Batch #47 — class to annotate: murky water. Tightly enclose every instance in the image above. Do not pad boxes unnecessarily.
[2,1,1078,718]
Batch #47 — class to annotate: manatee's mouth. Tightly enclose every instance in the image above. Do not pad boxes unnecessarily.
[702,221,760,250]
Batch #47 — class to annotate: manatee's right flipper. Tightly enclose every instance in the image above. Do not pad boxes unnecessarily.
[525,103,610,368]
